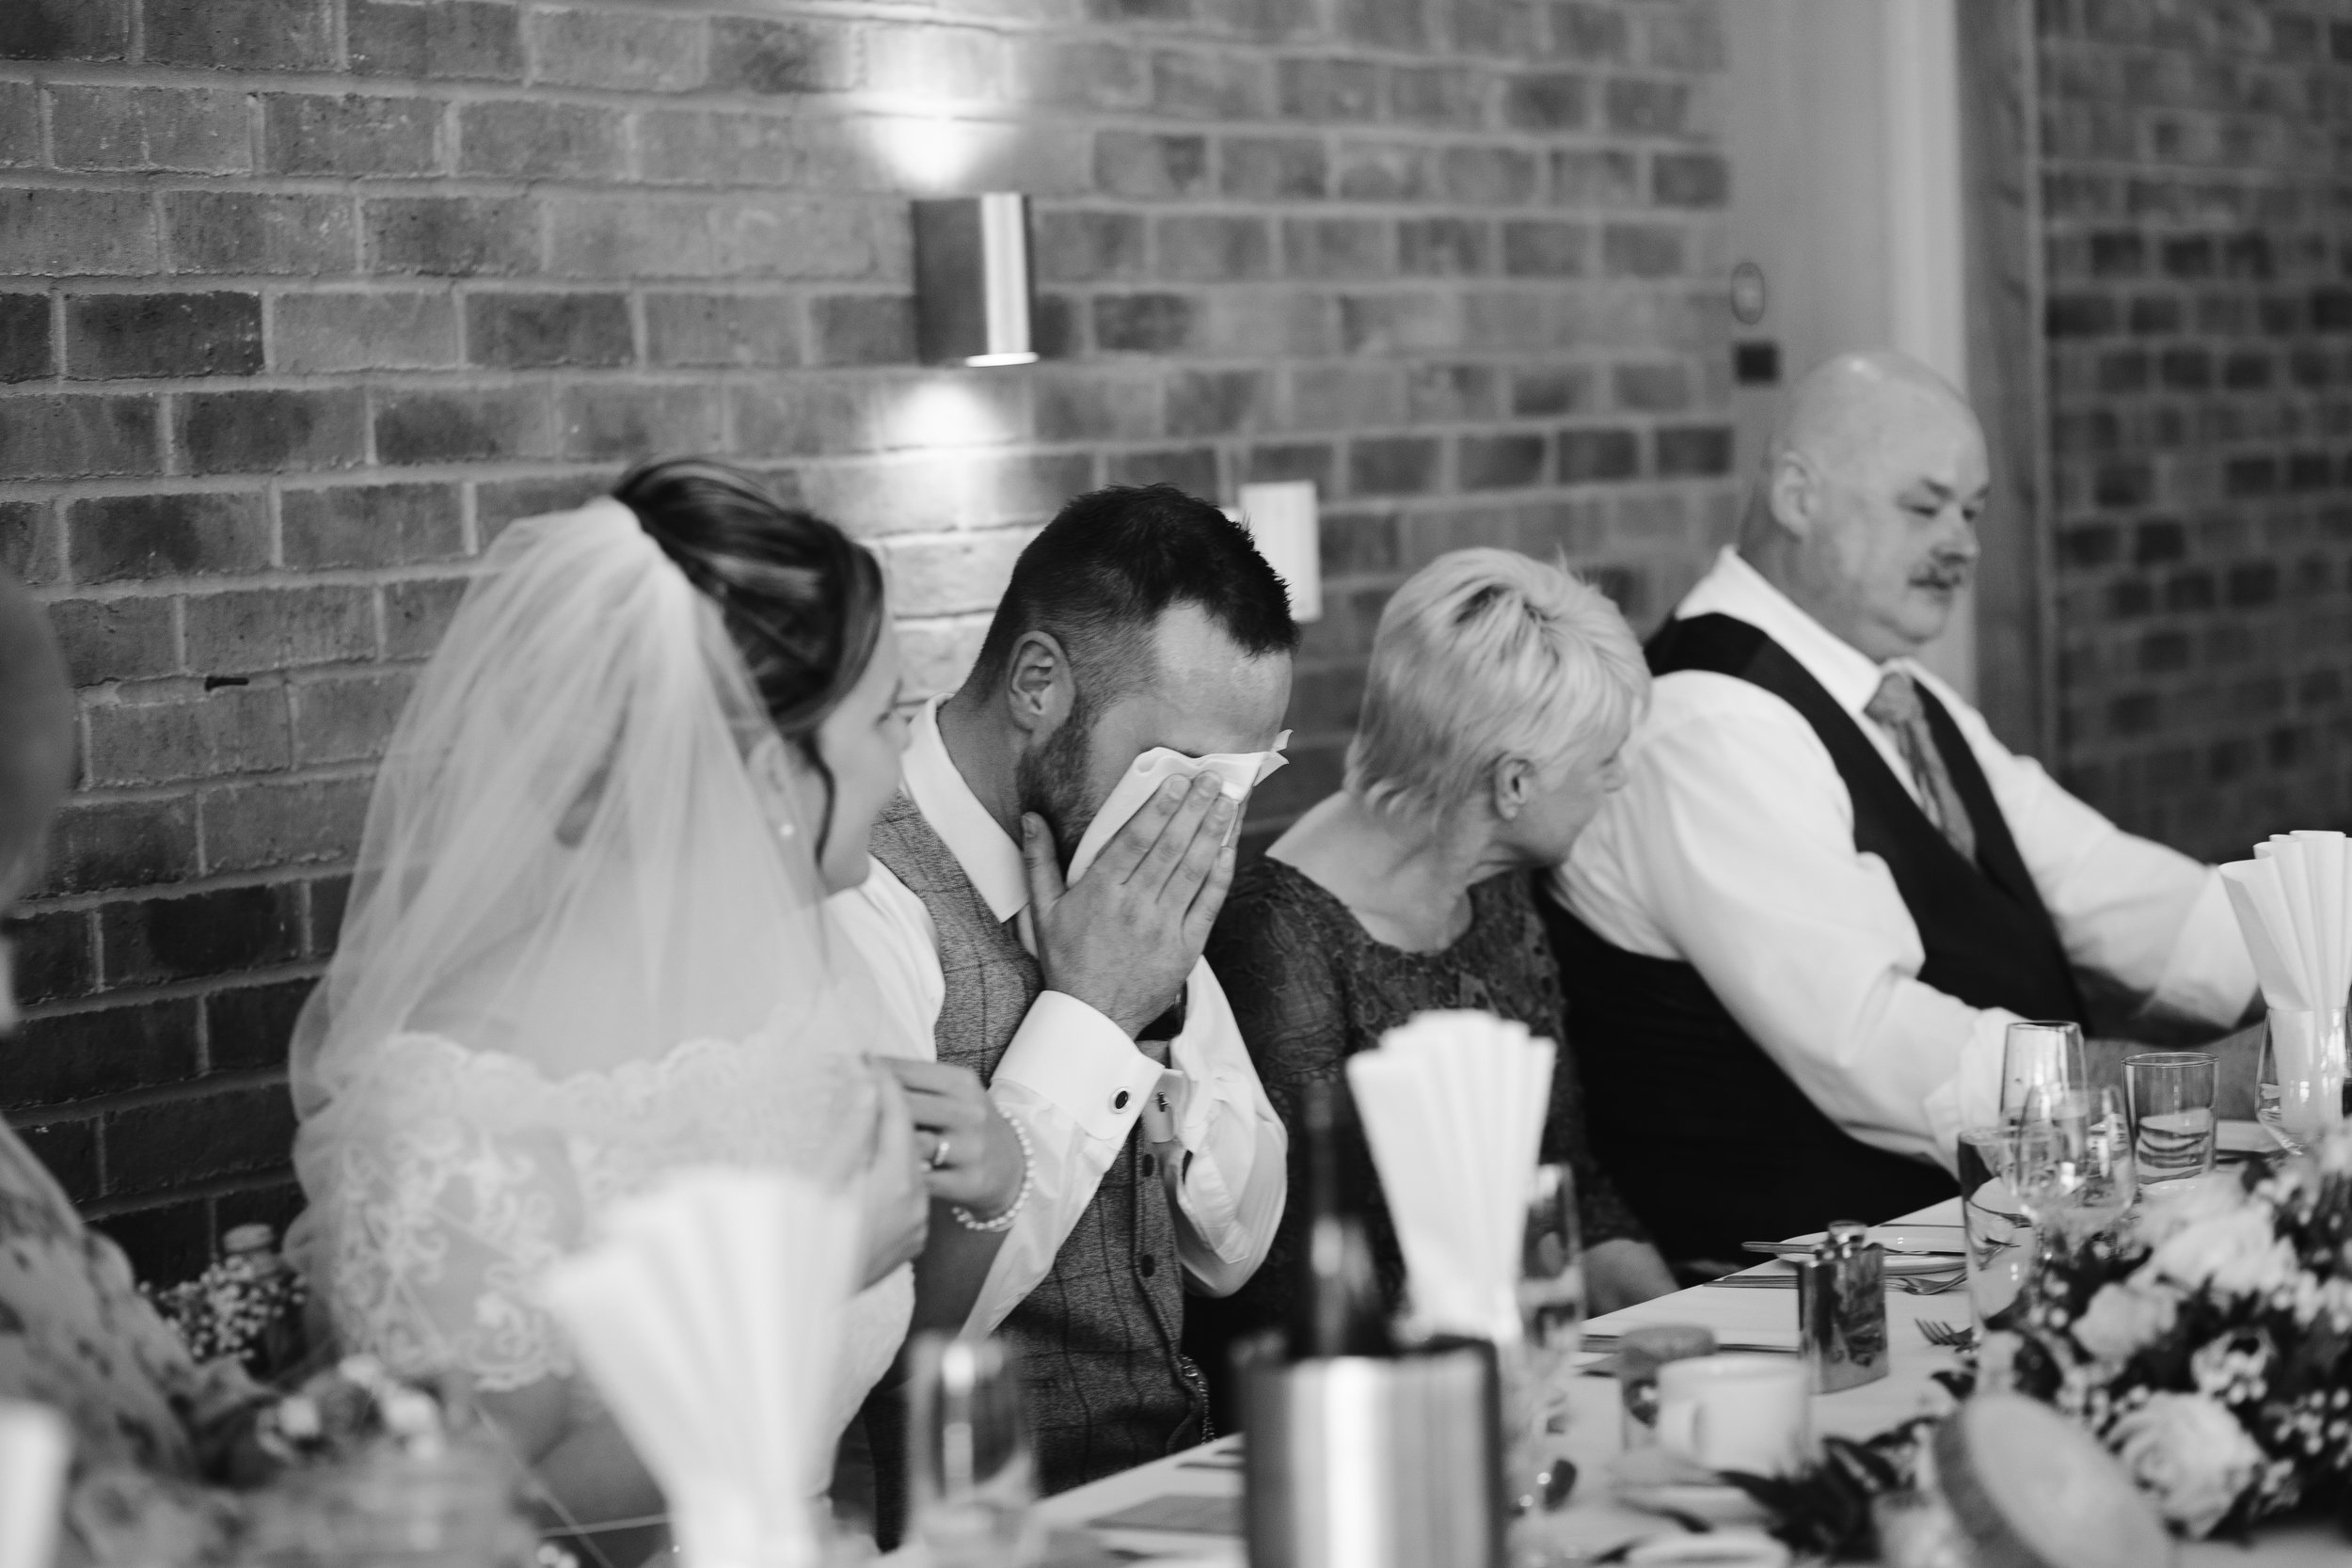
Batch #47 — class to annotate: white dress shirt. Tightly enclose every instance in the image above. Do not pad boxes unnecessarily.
[1557,548,2257,1166]
[834,697,1287,1337]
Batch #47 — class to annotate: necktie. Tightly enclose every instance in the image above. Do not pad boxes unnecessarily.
[1864,669,1978,864]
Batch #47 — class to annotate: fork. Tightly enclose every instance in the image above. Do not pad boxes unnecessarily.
[1892,1269,1967,1296]
[1916,1319,1972,1349]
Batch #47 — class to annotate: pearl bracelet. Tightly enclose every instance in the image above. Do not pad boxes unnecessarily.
[953,1114,1034,1233]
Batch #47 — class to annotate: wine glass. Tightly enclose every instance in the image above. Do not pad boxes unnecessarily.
[903,1333,1041,1568]
[1507,1163,1582,1514]
[2010,1085,2136,1243]
[2258,1009,2349,1154]
[2000,1021,2087,1129]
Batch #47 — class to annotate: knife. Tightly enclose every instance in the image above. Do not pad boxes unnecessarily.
[1740,1240,1964,1259]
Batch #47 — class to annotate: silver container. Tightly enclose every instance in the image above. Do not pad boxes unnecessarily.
[1238,1338,1504,1568]
[1797,1218,1889,1393]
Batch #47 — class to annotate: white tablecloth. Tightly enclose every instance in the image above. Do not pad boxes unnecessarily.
[975,1178,2344,1566]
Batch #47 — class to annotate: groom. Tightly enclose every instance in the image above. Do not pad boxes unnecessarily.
[842,483,1294,1495]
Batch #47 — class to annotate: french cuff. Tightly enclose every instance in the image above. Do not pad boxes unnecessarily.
[2152,868,2262,1025]
[1924,1006,2019,1170]
[993,990,1163,1144]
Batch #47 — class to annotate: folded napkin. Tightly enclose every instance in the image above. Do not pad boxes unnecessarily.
[2220,832,2352,1013]
[1065,736,1290,884]
[1345,1009,1553,1345]
[542,1168,856,1568]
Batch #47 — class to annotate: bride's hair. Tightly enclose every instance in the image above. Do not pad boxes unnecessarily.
[612,457,885,845]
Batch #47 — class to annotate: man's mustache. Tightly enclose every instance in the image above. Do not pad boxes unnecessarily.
[1912,558,1974,591]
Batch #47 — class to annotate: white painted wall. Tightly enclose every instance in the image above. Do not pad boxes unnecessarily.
[1724,0,1976,697]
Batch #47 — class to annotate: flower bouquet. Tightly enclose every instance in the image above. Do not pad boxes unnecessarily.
[237,1356,542,1568]
[1982,1122,2352,1538]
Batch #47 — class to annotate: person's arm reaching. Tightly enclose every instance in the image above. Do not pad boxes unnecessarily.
[1565,677,2010,1165]
[1927,672,2259,1030]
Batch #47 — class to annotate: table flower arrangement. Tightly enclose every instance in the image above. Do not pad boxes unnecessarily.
[1982,1121,2352,1538]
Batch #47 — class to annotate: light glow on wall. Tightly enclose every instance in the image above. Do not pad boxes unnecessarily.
[882,378,1017,451]
[868,115,984,193]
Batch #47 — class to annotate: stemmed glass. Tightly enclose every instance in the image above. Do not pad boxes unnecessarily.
[2010,1084,2136,1243]
[1961,1022,2089,1326]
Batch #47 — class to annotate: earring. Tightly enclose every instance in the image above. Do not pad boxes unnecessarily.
[777,820,798,841]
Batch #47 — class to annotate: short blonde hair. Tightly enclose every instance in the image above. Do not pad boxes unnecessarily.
[1345,548,1647,822]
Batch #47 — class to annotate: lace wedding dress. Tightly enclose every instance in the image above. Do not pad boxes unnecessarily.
[303,1016,912,1495]
[288,499,920,1514]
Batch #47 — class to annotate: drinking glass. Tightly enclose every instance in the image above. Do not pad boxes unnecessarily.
[2125,1052,2217,1188]
[2010,1085,2136,1243]
[2258,1008,2349,1154]
[1506,1162,1582,1513]
[904,1333,1041,1568]
[1956,1126,2028,1331]
[2000,1021,2087,1123]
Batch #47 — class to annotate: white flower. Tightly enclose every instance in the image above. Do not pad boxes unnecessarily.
[2108,1392,2265,1537]
[2132,1172,2249,1249]
[2073,1282,2181,1362]
[2143,1206,2300,1300]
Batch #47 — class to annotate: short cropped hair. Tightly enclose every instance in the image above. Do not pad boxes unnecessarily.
[1346,548,1647,822]
[970,483,1297,700]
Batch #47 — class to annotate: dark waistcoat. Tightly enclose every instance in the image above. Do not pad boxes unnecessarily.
[867,792,1204,1498]
[1544,613,2084,1264]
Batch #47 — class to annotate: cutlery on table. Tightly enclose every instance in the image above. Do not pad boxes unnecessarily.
[1740,1240,1963,1259]
[1916,1319,1972,1349]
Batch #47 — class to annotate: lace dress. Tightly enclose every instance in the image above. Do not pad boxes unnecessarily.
[1200,858,1648,1341]
[297,1017,913,1500]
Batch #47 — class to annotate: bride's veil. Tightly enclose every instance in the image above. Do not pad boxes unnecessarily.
[288,496,880,1386]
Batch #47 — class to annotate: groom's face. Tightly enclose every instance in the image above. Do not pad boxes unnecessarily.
[1017,603,1291,869]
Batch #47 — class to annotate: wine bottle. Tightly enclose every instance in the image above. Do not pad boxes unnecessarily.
[1286,1077,1393,1359]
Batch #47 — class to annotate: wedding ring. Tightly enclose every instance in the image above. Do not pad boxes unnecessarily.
[929,1134,952,1171]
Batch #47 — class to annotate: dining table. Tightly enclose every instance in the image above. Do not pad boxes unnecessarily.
[930,1121,2344,1567]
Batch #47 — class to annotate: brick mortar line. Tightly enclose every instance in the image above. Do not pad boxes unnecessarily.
[13,975,329,1034]
[81,1170,298,1224]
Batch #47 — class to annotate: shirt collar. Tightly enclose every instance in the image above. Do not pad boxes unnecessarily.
[1674,547,1898,719]
[900,694,1030,924]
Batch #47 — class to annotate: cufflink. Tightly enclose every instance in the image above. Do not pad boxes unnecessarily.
[1114,1089,1131,1111]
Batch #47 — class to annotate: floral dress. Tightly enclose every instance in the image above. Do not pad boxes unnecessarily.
[0,1121,258,1563]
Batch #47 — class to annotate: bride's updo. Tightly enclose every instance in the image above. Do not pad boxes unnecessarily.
[612,458,885,764]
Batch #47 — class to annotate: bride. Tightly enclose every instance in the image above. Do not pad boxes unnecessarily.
[289,461,1019,1564]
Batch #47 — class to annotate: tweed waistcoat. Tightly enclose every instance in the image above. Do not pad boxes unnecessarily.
[868,792,1205,1497]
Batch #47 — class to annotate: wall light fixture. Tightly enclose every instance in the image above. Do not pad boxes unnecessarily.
[913,194,1039,368]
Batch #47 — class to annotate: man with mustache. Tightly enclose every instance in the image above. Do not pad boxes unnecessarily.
[1546,350,2259,1267]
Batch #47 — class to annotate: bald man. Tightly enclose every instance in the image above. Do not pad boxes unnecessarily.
[1549,351,2259,1264]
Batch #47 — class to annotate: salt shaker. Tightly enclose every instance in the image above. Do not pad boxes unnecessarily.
[1797,1219,1887,1392]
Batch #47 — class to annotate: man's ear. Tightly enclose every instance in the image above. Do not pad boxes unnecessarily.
[1491,754,1535,822]
[1003,630,1074,739]
[1767,451,1820,541]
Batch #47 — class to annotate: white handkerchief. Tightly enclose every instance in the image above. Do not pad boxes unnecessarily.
[1065,734,1289,884]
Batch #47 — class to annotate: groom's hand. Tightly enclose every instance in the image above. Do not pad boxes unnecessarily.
[1022,772,1236,1039]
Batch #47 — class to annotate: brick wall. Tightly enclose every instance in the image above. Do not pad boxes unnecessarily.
[2040,0,2352,858]
[0,0,1733,1281]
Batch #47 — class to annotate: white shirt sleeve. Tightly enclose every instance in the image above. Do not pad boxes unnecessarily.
[831,861,1287,1338]
[1560,673,2257,1168]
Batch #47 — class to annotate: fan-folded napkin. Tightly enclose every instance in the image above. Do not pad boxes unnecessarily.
[1345,1009,1554,1345]
[541,1167,856,1568]
[2220,832,2352,1014]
